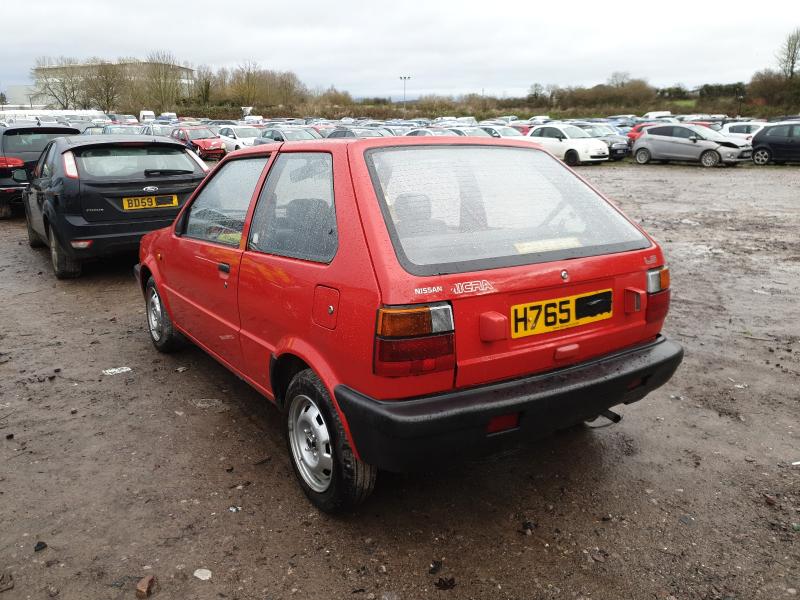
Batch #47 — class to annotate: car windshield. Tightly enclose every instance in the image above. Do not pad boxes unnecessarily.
[74,145,201,179]
[688,125,728,142]
[233,127,260,138]
[498,127,522,136]
[366,146,649,275]
[2,130,73,154]
[188,128,216,140]
[105,126,144,134]
[282,129,316,141]
[562,126,590,138]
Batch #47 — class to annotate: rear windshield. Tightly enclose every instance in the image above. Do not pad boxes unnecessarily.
[365,145,650,275]
[3,130,74,154]
[74,145,200,179]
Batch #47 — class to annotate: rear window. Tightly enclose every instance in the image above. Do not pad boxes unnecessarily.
[3,130,75,154]
[365,145,650,276]
[74,145,201,179]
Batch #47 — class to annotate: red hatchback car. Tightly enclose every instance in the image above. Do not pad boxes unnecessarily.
[170,126,226,160]
[135,137,683,512]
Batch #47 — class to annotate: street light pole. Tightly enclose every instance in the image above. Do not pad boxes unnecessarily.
[399,76,411,113]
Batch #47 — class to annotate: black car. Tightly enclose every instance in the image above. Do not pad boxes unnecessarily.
[21,135,208,278]
[0,124,80,218]
[751,123,800,166]
[572,122,630,161]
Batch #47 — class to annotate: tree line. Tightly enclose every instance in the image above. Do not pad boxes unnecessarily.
[24,27,800,119]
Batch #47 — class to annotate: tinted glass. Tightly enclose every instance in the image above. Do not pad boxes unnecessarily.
[672,127,695,139]
[648,126,673,136]
[366,146,648,275]
[74,145,200,179]
[184,157,268,246]
[728,125,747,134]
[248,153,336,263]
[2,130,73,154]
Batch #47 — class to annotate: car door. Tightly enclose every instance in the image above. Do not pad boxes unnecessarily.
[536,127,564,157]
[162,155,270,367]
[25,143,58,238]
[237,150,340,390]
[762,125,791,160]
[669,126,703,160]
[218,128,232,150]
[789,125,800,161]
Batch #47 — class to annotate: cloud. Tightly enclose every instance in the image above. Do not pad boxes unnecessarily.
[0,0,792,98]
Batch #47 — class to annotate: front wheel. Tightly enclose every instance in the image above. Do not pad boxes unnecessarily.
[145,277,183,352]
[700,150,720,168]
[564,150,580,167]
[634,148,651,164]
[285,369,376,512]
[48,224,81,279]
[752,148,771,166]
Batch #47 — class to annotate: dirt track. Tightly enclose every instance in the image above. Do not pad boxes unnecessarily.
[1,163,798,600]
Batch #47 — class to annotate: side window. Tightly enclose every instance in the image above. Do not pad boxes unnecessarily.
[184,157,268,246]
[648,126,673,137]
[543,127,561,138]
[791,125,800,138]
[248,152,337,263]
[219,128,230,137]
[34,144,55,178]
[766,125,790,137]
[672,127,695,139]
[728,125,746,134]
[529,128,542,137]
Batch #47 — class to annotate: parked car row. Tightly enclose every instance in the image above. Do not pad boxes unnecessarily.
[3,130,684,511]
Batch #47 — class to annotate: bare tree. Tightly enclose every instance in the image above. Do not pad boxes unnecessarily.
[231,61,260,106]
[607,71,631,88]
[84,60,126,113]
[31,56,85,109]
[143,51,183,112]
[194,65,213,106]
[776,27,800,79]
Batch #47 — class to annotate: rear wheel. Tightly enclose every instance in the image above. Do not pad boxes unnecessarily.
[564,150,580,167]
[634,148,651,164]
[48,224,81,279]
[285,369,376,513]
[752,148,771,165]
[700,150,720,168]
[145,277,183,352]
[25,209,44,248]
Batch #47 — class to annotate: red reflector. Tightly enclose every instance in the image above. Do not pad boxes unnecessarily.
[0,157,25,169]
[374,334,454,377]
[646,289,671,323]
[487,413,520,434]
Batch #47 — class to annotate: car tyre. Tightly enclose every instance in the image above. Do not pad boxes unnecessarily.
[25,209,45,248]
[752,148,771,166]
[145,277,184,352]
[48,224,81,279]
[700,150,720,168]
[285,369,376,513]
[564,150,580,167]
[634,148,651,164]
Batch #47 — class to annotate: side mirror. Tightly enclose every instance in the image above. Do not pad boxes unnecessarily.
[689,136,698,143]
[12,169,28,183]
[558,135,565,141]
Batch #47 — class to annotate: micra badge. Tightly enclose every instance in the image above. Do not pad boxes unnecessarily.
[452,280,495,294]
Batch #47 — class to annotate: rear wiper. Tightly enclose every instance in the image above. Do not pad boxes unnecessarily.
[144,169,194,176]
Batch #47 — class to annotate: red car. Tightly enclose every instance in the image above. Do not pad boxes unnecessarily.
[626,122,660,145]
[170,126,226,160]
[135,137,682,512]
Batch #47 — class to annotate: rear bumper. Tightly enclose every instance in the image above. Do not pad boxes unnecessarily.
[336,335,683,472]
[0,185,26,206]
[54,214,174,259]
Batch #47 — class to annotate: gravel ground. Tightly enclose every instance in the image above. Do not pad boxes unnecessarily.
[0,162,798,600]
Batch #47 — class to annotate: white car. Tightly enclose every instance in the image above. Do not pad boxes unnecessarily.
[527,124,609,165]
[719,121,767,142]
[217,125,262,151]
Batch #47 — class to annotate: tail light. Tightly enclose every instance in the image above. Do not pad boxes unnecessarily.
[646,266,671,323]
[0,157,25,170]
[63,151,79,179]
[374,303,455,377]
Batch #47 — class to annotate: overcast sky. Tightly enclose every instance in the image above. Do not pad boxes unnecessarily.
[1,0,793,98]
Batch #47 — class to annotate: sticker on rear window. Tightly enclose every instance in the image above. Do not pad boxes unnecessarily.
[514,237,581,254]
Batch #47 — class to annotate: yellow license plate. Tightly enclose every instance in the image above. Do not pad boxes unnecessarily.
[511,289,613,339]
[122,195,178,211]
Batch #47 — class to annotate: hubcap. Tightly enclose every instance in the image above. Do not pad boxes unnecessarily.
[147,288,163,342]
[288,394,333,492]
[636,151,648,164]
[754,150,769,165]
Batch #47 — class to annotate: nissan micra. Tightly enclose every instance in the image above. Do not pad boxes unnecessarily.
[135,137,683,512]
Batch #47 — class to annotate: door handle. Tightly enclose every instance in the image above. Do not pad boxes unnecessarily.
[218,262,230,274]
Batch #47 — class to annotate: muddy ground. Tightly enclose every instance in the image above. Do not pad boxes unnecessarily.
[0,162,798,600]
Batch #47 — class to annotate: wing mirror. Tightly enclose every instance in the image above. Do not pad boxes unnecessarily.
[689,136,698,143]
[12,169,28,183]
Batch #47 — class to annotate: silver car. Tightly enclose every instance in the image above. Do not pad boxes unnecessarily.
[633,124,752,167]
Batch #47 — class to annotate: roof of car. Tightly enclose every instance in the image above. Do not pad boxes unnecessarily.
[1,124,80,133]
[59,135,185,149]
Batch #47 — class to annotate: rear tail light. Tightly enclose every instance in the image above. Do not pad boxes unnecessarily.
[63,151,79,179]
[646,266,671,323]
[0,157,25,169]
[70,240,93,249]
[374,303,455,377]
